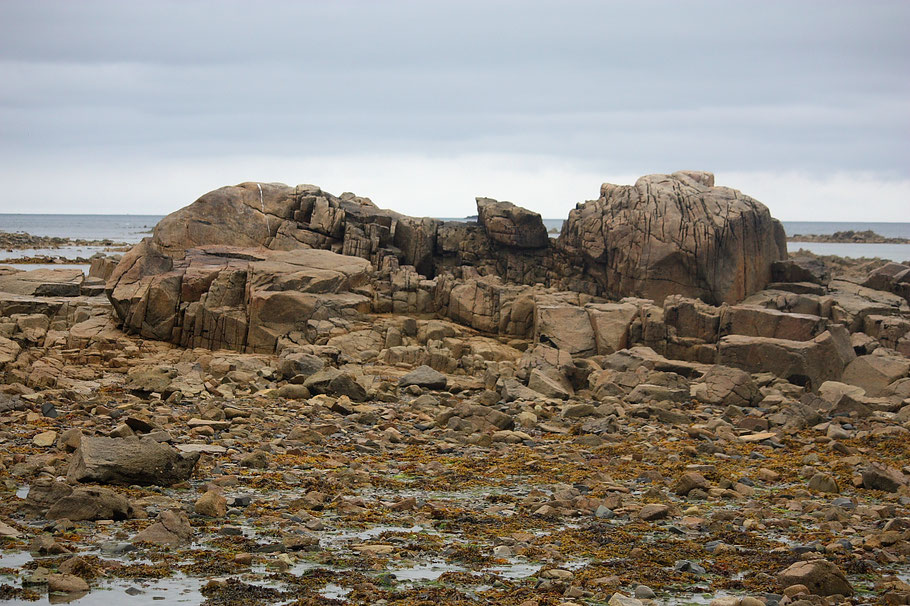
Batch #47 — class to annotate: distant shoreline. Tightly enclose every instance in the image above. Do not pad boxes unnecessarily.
[787,229,910,244]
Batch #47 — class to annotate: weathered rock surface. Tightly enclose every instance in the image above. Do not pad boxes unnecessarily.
[557,171,787,305]
[398,365,447,390]
[777,559,853,596]
[3,173,910,603]
[476,197,549,248]
[68,436,200,486]
[104,174,791,352]
[133,509,194,545]
[45,487,134,521]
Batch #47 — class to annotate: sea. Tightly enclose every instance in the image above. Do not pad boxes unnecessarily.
[1,214,909,274]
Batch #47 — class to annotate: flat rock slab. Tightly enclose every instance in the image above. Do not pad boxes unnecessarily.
[0,520,20,537]
[176,443,228,454]
[0,268,85,297]
[187,418,232,430]
[739,431,778,442]
[398,365,447,390]
[68,436,200,486]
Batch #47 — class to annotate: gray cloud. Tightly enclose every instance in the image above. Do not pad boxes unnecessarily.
[0,0,907,216]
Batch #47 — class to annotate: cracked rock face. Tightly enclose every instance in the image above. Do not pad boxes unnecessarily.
[104,172,789,354]
[557,171,787,305]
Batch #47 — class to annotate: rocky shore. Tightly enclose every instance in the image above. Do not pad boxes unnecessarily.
[0,232,129,251]
[788,230,910,245]
[0,172,908,606]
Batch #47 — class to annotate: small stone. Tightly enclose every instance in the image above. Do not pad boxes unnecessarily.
[633,585,656,599]
[0,520,21,537]
[194,490,227,517]
[540,568,573,580]
[234,552,253,566]
[47,573,89,593]
[240,450,269,469]
[133,509,193,545]
[32,430,57,447]
[808,472,839,494]
[390,496,417,511]
[607,593,643,606]
[862,463,906,492]
[673,471,708,496]
[639,503,670,521]
[594,505,614,519]
[352,543,395,555]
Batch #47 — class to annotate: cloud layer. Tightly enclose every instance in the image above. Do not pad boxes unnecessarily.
[0,1,907,218]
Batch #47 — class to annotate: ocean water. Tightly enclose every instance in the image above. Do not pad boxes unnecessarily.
[1,215,909,266]
[783,221,910,239]
[0,214,162,243]
[783,221,910,262]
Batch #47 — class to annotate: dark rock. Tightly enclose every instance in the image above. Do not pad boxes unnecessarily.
[46,487,134,521]
[67,436,200,486]
[398,365,447,390]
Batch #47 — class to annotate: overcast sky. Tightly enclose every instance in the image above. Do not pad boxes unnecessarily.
[0,0,907,220]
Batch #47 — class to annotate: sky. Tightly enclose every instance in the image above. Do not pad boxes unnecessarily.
[0,0,907,220]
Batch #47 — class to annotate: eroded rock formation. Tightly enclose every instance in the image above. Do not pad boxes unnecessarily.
[104,172,788,353]
[557,171,787,304]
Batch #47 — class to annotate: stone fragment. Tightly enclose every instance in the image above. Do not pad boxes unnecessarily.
[398,365,447,390]
[133,509,194,545]
[638,504,670,521]
[608,593,644,606]
[862,463,907,492]
[673,472,708,496]
[528,368,573,400]
[32,430,57,447]
[807,473,839,494]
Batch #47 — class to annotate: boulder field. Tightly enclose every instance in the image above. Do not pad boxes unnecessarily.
[0,172,908,604]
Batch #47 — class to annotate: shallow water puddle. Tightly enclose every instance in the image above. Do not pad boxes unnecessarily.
[318,582,351,600]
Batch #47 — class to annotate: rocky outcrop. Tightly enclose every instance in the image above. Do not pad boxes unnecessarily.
[109,245,372,352]
[105,173,790,353]
[557,171,787,305]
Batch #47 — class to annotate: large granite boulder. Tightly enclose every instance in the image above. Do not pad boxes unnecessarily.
[476,197,549,248]
[557,171,787,305]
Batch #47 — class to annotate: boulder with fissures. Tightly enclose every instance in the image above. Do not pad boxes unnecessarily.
[105,173,791,352]
[557,171,788,305]
[108,244,372,352]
